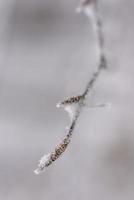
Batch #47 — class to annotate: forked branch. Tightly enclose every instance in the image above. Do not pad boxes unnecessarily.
[34,0,107,174]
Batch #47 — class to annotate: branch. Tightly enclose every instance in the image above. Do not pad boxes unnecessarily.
[34,0,107,174]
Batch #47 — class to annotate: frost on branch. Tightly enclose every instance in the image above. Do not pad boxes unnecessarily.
[57,95,111,117]
[34,0,109,174]
[34,137,70,174]
[85,102,112,109]
[34,153,51,174]
[34,95,83,174]
[77,0,107,70]
[76,0,97,18]
[57,95,84,121]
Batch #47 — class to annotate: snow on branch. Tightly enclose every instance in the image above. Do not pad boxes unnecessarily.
[34,0,108,174]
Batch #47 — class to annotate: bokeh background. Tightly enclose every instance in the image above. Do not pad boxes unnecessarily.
[0,0,134,199]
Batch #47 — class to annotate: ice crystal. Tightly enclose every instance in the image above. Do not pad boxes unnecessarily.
[86,102,112,109]
[57,95,83,121]
[34,153,51,174]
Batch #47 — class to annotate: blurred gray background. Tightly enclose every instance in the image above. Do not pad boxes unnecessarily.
[0,0,134,199]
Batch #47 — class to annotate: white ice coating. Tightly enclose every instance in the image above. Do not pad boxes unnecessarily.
[34,153,51,174]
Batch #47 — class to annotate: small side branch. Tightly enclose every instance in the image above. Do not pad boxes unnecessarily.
[34,0,108,174]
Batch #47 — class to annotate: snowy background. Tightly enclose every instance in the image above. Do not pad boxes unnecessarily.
[0,0,134,199]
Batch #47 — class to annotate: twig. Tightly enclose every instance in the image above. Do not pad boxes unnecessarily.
[34,0,107,174]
